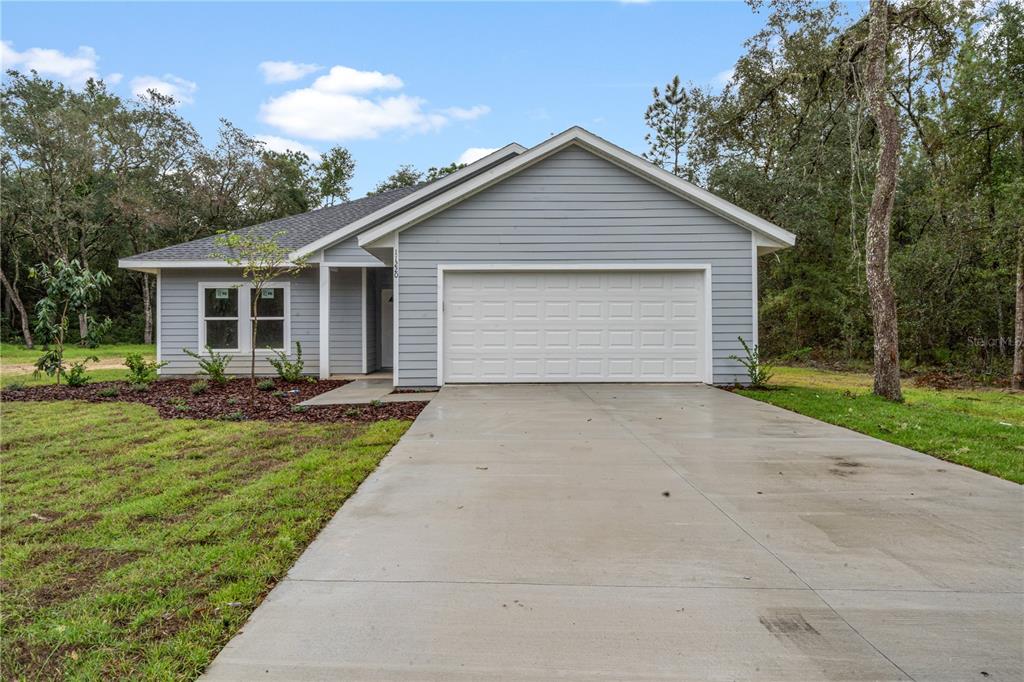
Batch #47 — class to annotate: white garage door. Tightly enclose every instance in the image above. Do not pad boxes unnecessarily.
[441,269,707,383]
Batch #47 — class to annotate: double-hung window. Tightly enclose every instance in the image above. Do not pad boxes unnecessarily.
[202,286,240,351]
[199,283,289,352]
[251,286,286,350]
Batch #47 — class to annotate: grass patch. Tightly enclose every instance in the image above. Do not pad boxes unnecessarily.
[0,400,411,679]
[1,343,154,366]
[737,366,1023,484]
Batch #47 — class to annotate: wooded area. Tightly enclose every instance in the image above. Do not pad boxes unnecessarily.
[644,0,1022,387]
[1,0,1021,388]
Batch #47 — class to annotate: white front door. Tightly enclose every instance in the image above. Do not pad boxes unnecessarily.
[380,288,394,368]
[441,269,707,383]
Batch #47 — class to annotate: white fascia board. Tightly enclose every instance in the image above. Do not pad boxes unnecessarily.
[289,143,527,261]
[358,126,796,249]
[119,259,303,271]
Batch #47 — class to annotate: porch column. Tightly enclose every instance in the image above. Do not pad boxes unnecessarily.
[319,265,330,379]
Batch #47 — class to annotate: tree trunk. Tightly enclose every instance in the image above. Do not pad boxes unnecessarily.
[78,312,89,345]
[0,268,34,349]
[863,0,903,402]
[142,274,153,345]
[251,291,258,409]
[1013,223,1023,391]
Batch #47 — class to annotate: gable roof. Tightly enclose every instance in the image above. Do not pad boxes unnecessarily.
[358,127,796,250]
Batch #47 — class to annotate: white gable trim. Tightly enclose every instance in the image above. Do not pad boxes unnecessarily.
[358,127,796,249]
[289,143,527,261]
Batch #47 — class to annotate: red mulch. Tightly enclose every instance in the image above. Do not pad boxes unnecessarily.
[0,378,426,424]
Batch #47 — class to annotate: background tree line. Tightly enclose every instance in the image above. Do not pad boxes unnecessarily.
[0,71,444,349]
[644,0,1022,388]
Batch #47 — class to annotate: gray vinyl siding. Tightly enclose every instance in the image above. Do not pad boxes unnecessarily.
[395,145,754,386]
[158,267,320,376]
[329,268,363,373]
[323,236,385,265]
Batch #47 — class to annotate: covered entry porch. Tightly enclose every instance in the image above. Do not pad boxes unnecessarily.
[317,265,392,379]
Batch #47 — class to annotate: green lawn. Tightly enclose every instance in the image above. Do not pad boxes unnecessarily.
[0,343,155,388]
[1,342,155,365]
[0,401,411,680]
[737,366,1023,484]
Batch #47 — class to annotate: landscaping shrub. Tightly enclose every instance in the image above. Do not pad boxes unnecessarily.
[291,404,308,414]
[257,379,276,391]
[65,358,98,387]
[124,353,167,385]
[219,410,245,421]
[183,346,232,384]
[97,386,120,397]
[129,383,150,393]
[189,380,208,395]
[729,336,775,389]
[268,341,305,382]
[5,380,27,391]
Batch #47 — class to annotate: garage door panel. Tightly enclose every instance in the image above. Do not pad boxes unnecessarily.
[443,270,706,383]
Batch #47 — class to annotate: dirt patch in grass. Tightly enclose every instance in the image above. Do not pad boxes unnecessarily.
[1,378,427,423]
[29,546,144,606]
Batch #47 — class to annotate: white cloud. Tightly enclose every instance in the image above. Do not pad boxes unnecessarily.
[442,105,490,121]
[712,67,735,88]
[1,41,99,86]
[456,147,498,165]
[311,65,402,93]
[259,64,489,141]
[259,60,321,84]
[131,74,197,106]
[255,135,322,161]
[105,72,123,86]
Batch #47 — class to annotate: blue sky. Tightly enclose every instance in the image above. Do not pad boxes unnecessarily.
[3,1,765,196]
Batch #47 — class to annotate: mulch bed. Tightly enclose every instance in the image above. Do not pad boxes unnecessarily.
[1,378,426,423]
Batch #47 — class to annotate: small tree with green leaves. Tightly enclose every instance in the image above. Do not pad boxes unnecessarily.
[729,336,775,389]
[214,229,307,407]
[30,259,112,384]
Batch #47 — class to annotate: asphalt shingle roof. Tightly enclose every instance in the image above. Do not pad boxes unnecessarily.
[129,184,424,261]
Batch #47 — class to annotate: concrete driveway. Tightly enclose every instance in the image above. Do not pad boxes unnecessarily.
[204,384,1022,681]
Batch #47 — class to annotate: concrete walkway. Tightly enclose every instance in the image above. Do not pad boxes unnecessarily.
[205,384,1022,681]
[300,377,437,406]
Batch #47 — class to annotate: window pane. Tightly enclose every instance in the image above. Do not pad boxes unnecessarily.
[251,287,285,317]
[206,320,238,349]
[204,287,238,317]
[254,320,284,349]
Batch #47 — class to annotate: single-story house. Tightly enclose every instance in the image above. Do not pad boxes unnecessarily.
[120,126,795,387]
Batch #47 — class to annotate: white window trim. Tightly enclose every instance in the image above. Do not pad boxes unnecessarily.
[197,281,291,354]
[435,263,714,387]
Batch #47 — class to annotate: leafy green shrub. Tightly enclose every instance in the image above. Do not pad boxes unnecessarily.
[270,390,286,398]
[729,336,775,389]
[5,380,27,392]
[268,341,305,382]
[219,411,245,421]
[226,397,239,405]
[65,357,99,387]
[291,404,308,414]
[129,383,150,393]
[344,407,360,418]
[369,399,383,408]
[124,353,167,385]
[183,346,232,384]
[189,380,208,395]
[97,386,120,398]
[257,379,276,391]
